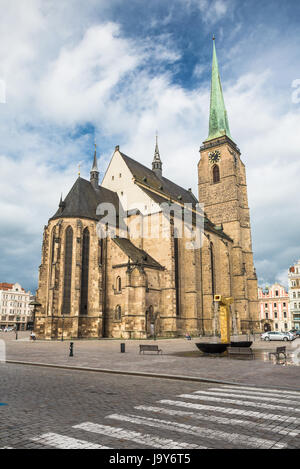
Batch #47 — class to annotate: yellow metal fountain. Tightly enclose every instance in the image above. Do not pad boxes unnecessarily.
[196,295,234,354]
[214,295,234,344]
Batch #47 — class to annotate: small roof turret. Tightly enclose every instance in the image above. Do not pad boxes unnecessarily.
[152,134,162,178]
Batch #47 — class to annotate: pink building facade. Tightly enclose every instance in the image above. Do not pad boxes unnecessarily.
[258,283,292,332]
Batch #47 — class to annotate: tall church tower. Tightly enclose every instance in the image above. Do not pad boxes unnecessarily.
[198,38,259,332]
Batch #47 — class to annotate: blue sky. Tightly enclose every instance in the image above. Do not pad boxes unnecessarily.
[0,0,300,293]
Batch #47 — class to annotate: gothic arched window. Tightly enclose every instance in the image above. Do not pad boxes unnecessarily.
[116,276,122,293]
[80,227,90,315]
[62,226,73,315]
[51,229,56,264]
[115,305,121,321]
[148,305,154,322]
[174,229,180,316]
[213,165,220,184]
[210,241,215,297]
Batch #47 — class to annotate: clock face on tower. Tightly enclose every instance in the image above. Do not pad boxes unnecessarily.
[208,150,221,164]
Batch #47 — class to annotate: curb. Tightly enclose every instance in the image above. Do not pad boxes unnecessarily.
[5,360,300,391]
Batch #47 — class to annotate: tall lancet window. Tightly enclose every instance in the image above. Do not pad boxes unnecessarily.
[80,227,90,315]
[62,226,73,315]
[213,165,220,184]
[174,229,180,316]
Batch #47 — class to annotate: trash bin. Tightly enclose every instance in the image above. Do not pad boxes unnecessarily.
[120,343,125,353]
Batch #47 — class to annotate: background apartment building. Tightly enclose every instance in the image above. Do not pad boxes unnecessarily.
[288,261,300,330]
[258,283,292,332]
[0,283,33,331]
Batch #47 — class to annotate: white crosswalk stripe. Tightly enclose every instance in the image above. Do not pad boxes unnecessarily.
[106,413,287,448]
[30,432,111,449]
[193,390,300,407]
[220,386,300,396]
[218,386,300,400]
[134,405,300,437]
[179,393,300,413]
[73,422,204,449]
[159,399,299,424]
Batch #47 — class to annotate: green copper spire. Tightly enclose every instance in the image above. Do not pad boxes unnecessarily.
[205,37,232,142]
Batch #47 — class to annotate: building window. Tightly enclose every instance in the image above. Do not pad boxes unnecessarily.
[284,311,287,318]
[274,303,277,308]
[116,276,122,293]
[274,312,278,319]
[99,239,103,265]
[265,312,269,319]
[62,226,73,315]
[174,231,180,316]
[283,302,286,307]
[275,290,279,296]
[80,228,90,315]
[115,305,121,321]
[284,323,288,329]
[265,303,268,309]
[275,323,278,329]
[51,229,56,264]
[212,165,220,184]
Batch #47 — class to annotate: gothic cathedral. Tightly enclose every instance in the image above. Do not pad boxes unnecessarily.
[35,40,260,340]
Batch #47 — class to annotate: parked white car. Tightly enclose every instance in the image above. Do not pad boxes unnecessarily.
[261,331,294,342]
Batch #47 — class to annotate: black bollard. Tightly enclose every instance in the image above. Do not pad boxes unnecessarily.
[69,342,74,357]
[120,343,125,353]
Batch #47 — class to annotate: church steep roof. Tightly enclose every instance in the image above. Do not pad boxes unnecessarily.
[119,152,197,205]
[119,151,232,242]
[50,177,119,221]
[112,237,164,270]
[205,38,232,142]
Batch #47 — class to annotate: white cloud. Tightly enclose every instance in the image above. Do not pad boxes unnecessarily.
[183,0,233,24]
[37,23,140,125]
[0,0,299,293]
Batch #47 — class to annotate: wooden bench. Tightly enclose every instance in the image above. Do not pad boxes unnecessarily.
[227,347,254,359]
[139,344,162,355]
[269,346,287,362]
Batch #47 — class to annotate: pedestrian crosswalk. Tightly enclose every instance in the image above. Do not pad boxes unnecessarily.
[31,433,111,449]
[74,422,205,449]
[3,384,300,449]
[104,413,286,448]
[178,392,300,413]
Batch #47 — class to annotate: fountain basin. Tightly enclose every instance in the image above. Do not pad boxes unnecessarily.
[196,343,229,354]
[230,341,253,348]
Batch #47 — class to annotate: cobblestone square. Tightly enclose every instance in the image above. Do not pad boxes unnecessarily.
[0,335,300,450]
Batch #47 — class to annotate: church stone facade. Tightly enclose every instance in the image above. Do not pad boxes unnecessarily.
[35,40,259,340]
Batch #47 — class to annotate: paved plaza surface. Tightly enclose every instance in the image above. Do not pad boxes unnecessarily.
[1,332,300,389]
[0,363,300,449]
